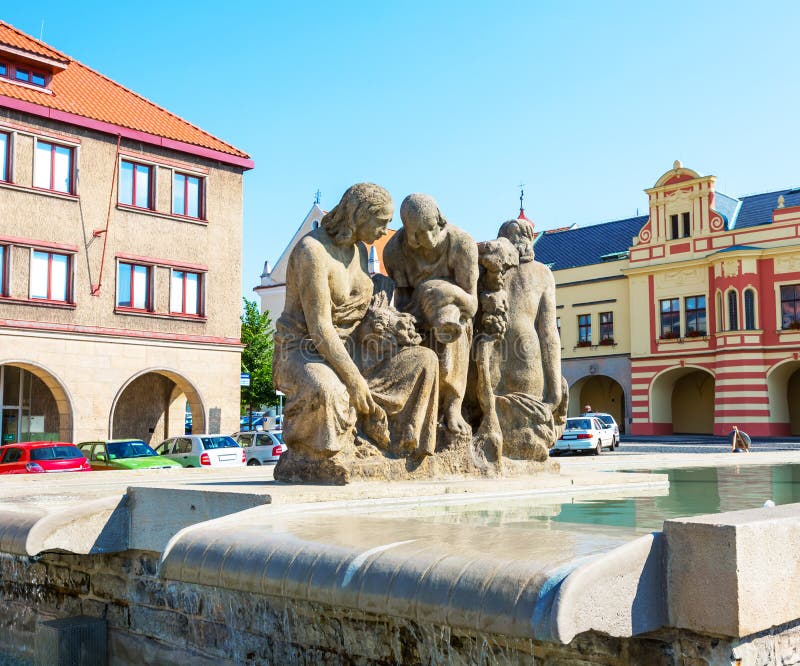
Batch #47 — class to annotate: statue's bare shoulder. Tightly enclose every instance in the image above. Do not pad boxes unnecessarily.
[446,225,478,261]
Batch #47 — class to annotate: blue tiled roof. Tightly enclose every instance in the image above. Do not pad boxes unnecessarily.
[712,191,740,227]
[534,215,648,271]
[733,188,800,229]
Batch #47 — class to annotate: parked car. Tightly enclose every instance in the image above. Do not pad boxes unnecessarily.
[155,435,246,468]
[0,441,92,474]
[238,414,281,432]
[233,430,285,465]
[78,439,181,470]
[584,412,620,448]
[551,417,616,455]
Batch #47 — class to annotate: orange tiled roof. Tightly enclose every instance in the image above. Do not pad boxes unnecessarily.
[0,22,250,162]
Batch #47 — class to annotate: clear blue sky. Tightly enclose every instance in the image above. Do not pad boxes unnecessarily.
[5,2,800,300]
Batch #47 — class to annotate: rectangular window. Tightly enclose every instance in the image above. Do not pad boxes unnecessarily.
[170,270,202,315]
[0,131,9,182]
[172,172,203,218]
[33,140,74,194]
[578,314,592,344]
[660,298,680,338]
[781,285,800,329]
[30,250,70,302]
[684,295,707,336]
[116,263,151,310]
[556,316,561,337]
[599,311,614,343]
[0,63,6,77]
[119,160,154,209]
[0,245,6,297]
[670,212,691,239]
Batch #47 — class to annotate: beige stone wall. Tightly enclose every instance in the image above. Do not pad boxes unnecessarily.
[2,548,800,665]
[0,109,243,341]
[0,330,241,441]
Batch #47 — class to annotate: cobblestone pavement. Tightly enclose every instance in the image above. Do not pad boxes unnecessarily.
[613,434,800,454]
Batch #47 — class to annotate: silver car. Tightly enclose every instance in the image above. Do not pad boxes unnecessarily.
[584,412,620,447]
[552,417,616,455]
[233,430,285,465]
[155,434,245,468]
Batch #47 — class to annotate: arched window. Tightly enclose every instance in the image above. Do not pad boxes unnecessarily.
[727,290,739,331]
[744,288,756,330]
[311,220,320,230]
[716,291,723,332]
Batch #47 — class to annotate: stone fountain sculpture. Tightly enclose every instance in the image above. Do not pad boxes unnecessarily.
[273,185,567,484]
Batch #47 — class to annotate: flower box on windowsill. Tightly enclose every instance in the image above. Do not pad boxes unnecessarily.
[575,340,593,348]
[787,320,800,331]
[599,337,616,346]
[685,329,707,338]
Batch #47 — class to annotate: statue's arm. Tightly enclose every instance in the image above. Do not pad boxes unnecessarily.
[294,241,368,402]
[536,267,563,410]
[450,232,479,318]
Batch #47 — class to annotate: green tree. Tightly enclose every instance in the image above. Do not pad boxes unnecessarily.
[240,298,276,413]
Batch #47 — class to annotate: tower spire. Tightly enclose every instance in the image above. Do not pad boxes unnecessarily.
[518,183,529,220]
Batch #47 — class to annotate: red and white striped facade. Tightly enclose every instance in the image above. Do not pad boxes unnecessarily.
[625,163,800,436]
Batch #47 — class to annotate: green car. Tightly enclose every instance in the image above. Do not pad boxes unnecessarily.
[78,439,182,470]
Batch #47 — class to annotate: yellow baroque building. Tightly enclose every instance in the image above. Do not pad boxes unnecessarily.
[534,161,800,437]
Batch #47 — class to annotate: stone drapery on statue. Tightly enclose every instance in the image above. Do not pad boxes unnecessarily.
[273,184,565,484]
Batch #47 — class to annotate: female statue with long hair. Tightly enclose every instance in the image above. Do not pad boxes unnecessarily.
[273,184,439,477]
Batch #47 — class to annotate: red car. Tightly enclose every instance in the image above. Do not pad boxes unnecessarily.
[0,441,92,474]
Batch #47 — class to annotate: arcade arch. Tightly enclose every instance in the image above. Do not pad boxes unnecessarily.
[568,374,626,431]
[110,368,205,446]
[0,361,73,443]
[767,360,800,436]
[650,366,715,434]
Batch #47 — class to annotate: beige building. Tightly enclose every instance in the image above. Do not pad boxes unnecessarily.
[535,162,800,437]
[0,22,252,445]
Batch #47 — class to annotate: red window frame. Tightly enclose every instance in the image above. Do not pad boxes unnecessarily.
[34,140,74,194]
[172,172,205,219]
[780,285,800,329]
[0,61,47,87]
[170,270,204,316]
[660,298,681,338]
[119,160,154,210]
[116,262,152,311]
[0,245,7,297]
[578,314,592,343]
[599,311,614,342]
[0,130,10,183]
[30,250,72,303]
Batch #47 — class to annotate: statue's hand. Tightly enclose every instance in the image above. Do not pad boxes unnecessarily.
[348,374,376,415]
